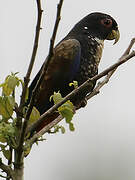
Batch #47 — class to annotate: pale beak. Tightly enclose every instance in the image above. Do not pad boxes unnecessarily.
[107,28,120,44]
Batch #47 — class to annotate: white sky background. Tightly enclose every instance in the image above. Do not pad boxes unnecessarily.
[0,0,135,180]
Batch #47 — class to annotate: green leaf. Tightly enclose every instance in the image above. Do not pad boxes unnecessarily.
[7,96,15,107]
[24,146,31,157]
[6,75,19,89]
[60,126,65,134]
[3,149,11,160]
[24,143,31,157]
[59,107,73,123]
[0,144,6,150]
[0,122,15,143]
[50,91,75,132]
[0,96,14,119]
[49,125,66,134]
[69,122,75,131]
[50,91,63,104]
[0,145,11,160]
[29,107,40,125]
[0,134,6,143]
[0,73,21,96]
[58,100,74,123]
[35,141,39,145]
[69,80,78,89]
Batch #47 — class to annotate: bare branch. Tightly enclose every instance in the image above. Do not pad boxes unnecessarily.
[27,47,135,135]
[0,174,10,179]
[48,0,64,60]
[122,38,135,56]
[27,115,63,145]
[0,161,14,180]
[15,0,43,167]
[16,0,43,130]
[19,0,43,112]
[6,147,13,180]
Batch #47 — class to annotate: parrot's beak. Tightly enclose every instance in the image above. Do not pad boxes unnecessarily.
[107,28,120,44]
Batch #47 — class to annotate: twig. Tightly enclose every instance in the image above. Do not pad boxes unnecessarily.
[1,174,10,179]
[6,147,12,180]
[19,0,43,113]
[0,161,14,180]
[122,38,135,56]
[27,115,63,145]
[27,48,135,135]
[16,0,43,129]
[48,0,64,61]
[16,0,43,166]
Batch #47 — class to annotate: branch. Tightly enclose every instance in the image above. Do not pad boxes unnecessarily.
[16,0,43,129]
[19,0,43,112]
[1,174,10,179]
[48,0,64,61]
[27,115,62,145]
[6,147,13,180]
[27,44,135,135]
[16,0,43,165]
[0,161,14,180]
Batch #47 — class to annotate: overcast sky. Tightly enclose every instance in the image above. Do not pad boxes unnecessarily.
[0,0,135,180]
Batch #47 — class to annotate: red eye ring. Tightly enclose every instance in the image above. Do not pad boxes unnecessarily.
[101,18,112,28]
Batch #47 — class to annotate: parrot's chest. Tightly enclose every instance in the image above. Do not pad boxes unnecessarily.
[75,37,104,84]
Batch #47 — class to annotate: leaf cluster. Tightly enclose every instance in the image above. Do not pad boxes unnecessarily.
[50,90,75,132]
[0,73,22,160]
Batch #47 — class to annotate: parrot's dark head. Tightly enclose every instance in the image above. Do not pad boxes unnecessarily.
[71,12,120,44]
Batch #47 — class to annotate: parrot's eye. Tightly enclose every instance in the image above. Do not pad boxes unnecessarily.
[101,18,112,28]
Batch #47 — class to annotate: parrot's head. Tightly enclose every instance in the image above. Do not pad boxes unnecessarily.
[74,12,120,44]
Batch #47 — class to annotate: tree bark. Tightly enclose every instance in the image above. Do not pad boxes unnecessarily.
[14,165,24,180]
